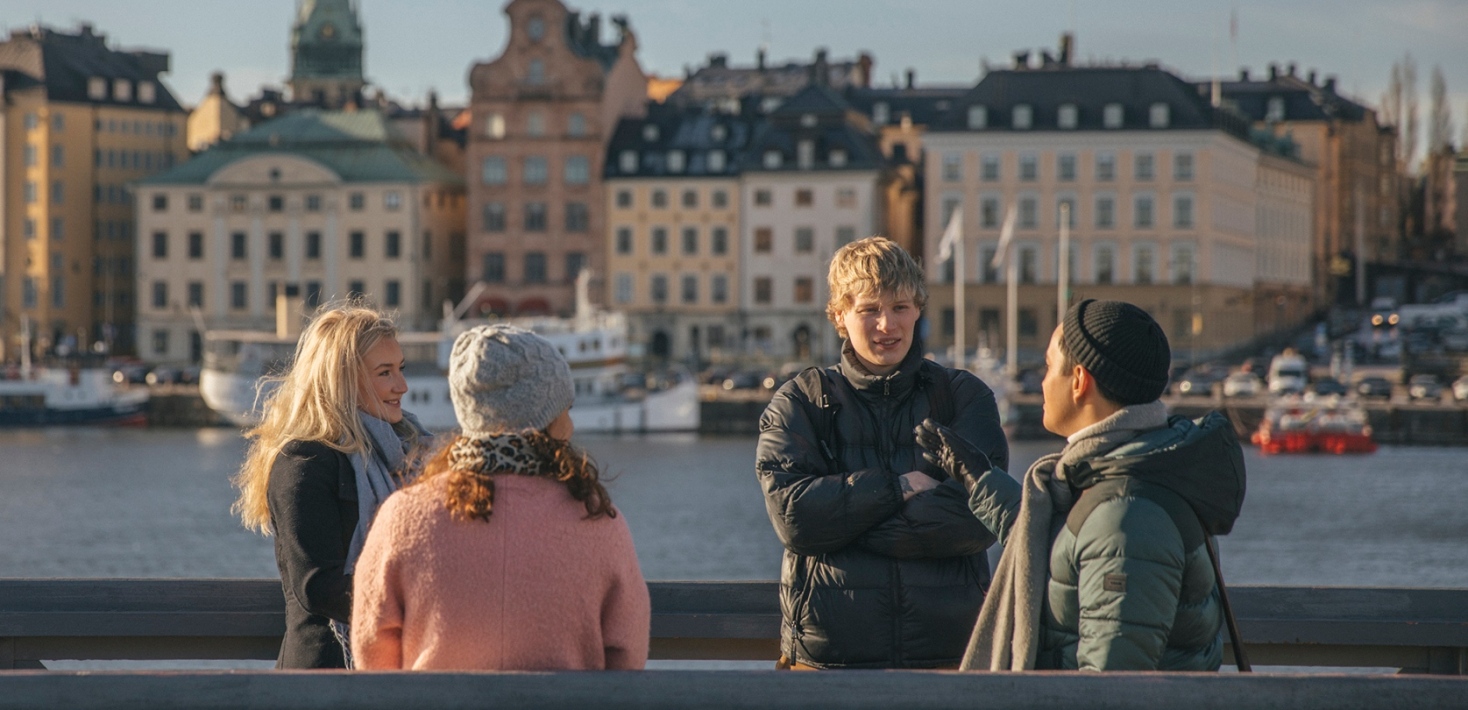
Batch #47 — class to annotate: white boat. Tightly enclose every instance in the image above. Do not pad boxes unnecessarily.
[0,367,150,427]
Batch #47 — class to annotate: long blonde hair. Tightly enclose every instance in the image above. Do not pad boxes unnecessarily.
[232,302,399,534]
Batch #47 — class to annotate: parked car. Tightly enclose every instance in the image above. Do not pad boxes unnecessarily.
[1222,372,1262,398]
[1175,372,1216,397]
[1407,374,1443,402]
[111,362,149,385]
[1355,376,1394,400]
[1309,376,1350,397]
[721,372,763,391]
[1452,375,1468,402]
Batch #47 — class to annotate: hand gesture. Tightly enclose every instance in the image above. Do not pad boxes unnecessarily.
[914,418,994,493]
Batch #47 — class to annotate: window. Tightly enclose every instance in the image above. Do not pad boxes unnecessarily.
[1095,245,1115,284]
[187,282,204,308]
[828,149,847,168]
[524,202,547,231]
[22,277,36,308]
[566,202,589,232]
[682,227,698,255]
[486,113,505,139]
[1019,246,1038,284]
[385,231,401,259]
[981,197,1000,228]
[50,181,64,204]
[344,192,363,211]
[681,189,698,208]
[615,190,632,208]
[304,231,320,259]
[619,150,638,174]
[1058,154,1076,181]
[483,252,505,283]
[23,219,34,239]
[384,191,402,211]
[615,227,633,255]
[1134,195,1155,228]
[941,196,961,229]
[152,232,168,258]
[681,274,698,304]
[652,190,668,208]
[526,111,545,137]
[712,274,728,304]
[712,190,728,208]
[835,188,856,208]
[305,282,322,308]
[1171,243,1195,285]
[795,227,814,254]
[188,232,204,259]
[942,153,962,182]
[567,113,586,137]
[51,144,64,167]
[1149,103,1170,128]
[1058,104,1078,129]
[524,253,547,284]
[231,282,248,310]
[836,226,856,247]
[88,77,107,100]
[524,157,548,185]
[614,273,633,304]
[642,124,660,142]
[1019,308,1038,337]
[1012,104,1033,129]
[152,281,169,309]
[138,82,156,104]
[527,15,545,40]
[708,150,727,172]
[1174,153,1194,181]
[754,277,772,304]
[651,227,668,254]
[712,227,729,254]
[527,59,545,85]
[1173,195,1194,228]
[763,150,782,169]
[667,150,686,173]
[565,156,589,184]
[1135,153,1155,181]
[348,280,365,299]
[1103,103,1124,129]
[349,231,366,258]
[1019,154,1038,181]
[980,246,999,283]
[1128,244,1157,285]
[797,141,815,169]
[795,189,814,207]
[650,274,668,304]
[483,202,506,231]
[565,252,586,283]
[793,276,815,304]
[754,189,772,207]
[967,105,987,129]
[1096,153,1116,181]
[754,227,773,253]
[1095,196,1116,229]
[384,280,401,308]
[981,154,1000,181]
[1019,197,1038,229]
[1266,96,1286,123]
[114,78,132,101]
[231,232,247,260]
[269,232,284,260]
[873,102,890,125]
[50,217,63,241]
[482,157,507,185]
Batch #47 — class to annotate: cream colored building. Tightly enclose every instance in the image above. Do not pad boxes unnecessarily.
[134,110,464,363]
[186,72,249,152]
[0,24,188,359]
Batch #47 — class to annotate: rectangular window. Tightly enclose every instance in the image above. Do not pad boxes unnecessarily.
[650,274,668,304]
[753,189,772,207]
[1174,152,1194,181]
[565,156,589,185]
[1019,246,1038,284]
[305,194,321,212]
[681,274,698,304]
[483,252,505,283]
[152,281,169,309]
[384,280,401,308]
[942,153,962,182]
[794,227,814,254]
[153,330,169,356]
[754,276,772,305]
[1095,245,1115,284]
[981,246,999,283]
[835,226,856,247]
[1135,196,1155,228]
[1058,154,1076,181]
[981,197,1000,229]
[794,276,814,304]
[795,189,814,207]
[1096,153,1116,181]
[651,227,668,255]
[350,231,365,258]
[187,282,204,308]
[385,231,401,259]
[1019,197,1038,229]
[267,195,284,212]
[186,194,203,212]
[754,227,773,254]
[651,190,668,208]
[1135,153,1155,181]
[384,191,402,211]
[616,227,633,255]
[187,232,204,259]
[50,217,63,241]
[23,145,35,167]
[348,280,365,298]
[483,202,506,232]
[269,232,284,260]
[52,181,66,203]
[152,232,168,258]
[231,232,247,259]
[524,252,547,284]
[305,231,321,259]
[615,190,632,208]
[712,275,728,304]
[1096,196,1116,229]
[349,192,365,211]
[615,273,633,304]
[682,227,698,255]
[981,154,1000,181]
[1171,244,1195,285]
[524,157,548,185]
[152,194,168,212]
[681,189,698,208]
[565,252,586,283]
[1019,308,1038,337]
[305,281,322,309]
[1019,154,1038,181]
[524,202,547,231]
[712,227,729,255]
[230,282,248,310]
[1134,245,1155,284]
[1173,195,1194,228]
[22,278,37,308]
[712,190,729,208]
[566,202,589,232]
[482,157,507,185]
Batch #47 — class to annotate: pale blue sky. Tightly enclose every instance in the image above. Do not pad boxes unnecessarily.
[4,1,1466,148]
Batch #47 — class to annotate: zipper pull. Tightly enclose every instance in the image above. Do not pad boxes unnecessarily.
[883,379,890,397]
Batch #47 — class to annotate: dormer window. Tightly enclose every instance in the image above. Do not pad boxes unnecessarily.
[1266,96,1286,123]
[829,149,847,168]
[967,105,987,129]
[88,77,107,101]
[761,97,781,113]
[642,124,660,142]
[872,102,890,125]
[800,113,818,128]
[1058,104,1078,129]
[797,140,815,169]
[667,150,685,173]
[113,79,132,102]
[619,150,638,174]
[710,124,727,142]
[1012,104,1032,130]
[1148,103,1170,128]
[763,150,783,169]
[138,82,157,104]
[1103,103,1124,129]
[708,150,726,172]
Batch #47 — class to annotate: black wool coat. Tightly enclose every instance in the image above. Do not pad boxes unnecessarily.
[267,440,357,669]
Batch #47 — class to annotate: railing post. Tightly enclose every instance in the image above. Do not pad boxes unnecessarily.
[0,638,12,670]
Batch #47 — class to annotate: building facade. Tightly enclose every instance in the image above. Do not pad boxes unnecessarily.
[924,61,1315,365]
[134,110,464,364]
[465,0,647,318]
[0,24,188,359]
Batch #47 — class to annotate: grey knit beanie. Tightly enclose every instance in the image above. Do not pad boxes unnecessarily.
[1062,299,1172,405]
[448,324,574,437]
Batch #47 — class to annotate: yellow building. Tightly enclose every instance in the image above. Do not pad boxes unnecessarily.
[186,72,249,152]
[0,24,188,359]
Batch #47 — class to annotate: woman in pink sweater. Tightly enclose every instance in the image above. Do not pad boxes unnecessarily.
[351,324,650,670]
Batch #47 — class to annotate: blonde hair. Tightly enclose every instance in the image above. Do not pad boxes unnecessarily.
[825,236,928,340]
[232,302,400,534]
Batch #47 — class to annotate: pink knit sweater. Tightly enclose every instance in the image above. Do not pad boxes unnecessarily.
[351,474,650,670]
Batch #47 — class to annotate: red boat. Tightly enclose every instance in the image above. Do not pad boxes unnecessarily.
[1251,397,1377,455]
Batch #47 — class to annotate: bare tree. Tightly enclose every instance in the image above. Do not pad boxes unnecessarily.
[1402,54,1419,172]
[1428,65,1450,153]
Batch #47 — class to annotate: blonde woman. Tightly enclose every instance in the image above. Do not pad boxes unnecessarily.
[233,303,429,669]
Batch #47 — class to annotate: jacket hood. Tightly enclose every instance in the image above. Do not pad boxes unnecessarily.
[1069,411,1246,536]
[837,337,927,397]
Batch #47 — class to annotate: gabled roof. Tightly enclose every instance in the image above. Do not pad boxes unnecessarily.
[138,109,461,185]
[0,25,183,111]
[742,87,885,174]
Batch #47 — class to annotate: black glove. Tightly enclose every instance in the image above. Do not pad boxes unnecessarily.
[914,418,993,494]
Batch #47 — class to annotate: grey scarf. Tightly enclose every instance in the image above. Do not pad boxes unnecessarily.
[961,401,1169,671]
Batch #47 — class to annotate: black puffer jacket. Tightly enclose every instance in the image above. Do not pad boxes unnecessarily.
[756,344,1009,668]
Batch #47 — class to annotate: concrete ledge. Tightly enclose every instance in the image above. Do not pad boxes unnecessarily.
[1,670,1466,710]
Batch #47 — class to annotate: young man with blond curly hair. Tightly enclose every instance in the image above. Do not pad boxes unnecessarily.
[756,236,1010,669]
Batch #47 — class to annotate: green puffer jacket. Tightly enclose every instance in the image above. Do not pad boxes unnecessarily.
[969,412,1246,671]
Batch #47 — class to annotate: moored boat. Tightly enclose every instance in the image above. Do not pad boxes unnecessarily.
[0,366,150,427]
[1251,395,1377,455]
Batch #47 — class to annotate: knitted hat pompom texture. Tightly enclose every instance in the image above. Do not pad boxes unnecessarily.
[448,324,574,437]
[1062,299,1172,405]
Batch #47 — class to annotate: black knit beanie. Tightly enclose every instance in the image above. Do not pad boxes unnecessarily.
[1062,299,1172,405]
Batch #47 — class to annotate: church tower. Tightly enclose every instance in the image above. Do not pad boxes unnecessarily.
[289,0,365,107]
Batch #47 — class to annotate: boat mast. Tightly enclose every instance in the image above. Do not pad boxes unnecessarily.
[20,314,33,380]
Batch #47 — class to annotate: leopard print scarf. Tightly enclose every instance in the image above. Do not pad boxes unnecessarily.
[448,433,541,476]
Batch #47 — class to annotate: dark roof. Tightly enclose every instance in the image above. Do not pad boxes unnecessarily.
[741,85,885,173]
[1208,72,1370,123]
[668,50,872,106]
[603,102,757,178]
[932,64,1245,138]
[139,109,461,186]
[843,86,969,126]
[0,25,183,111]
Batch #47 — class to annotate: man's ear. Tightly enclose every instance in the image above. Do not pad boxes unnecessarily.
[1071,364,1094,403]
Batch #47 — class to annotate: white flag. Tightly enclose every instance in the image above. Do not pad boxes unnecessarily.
[938,207,961,262]
[990,205,1017,271]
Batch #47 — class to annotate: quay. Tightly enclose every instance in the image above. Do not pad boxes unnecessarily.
[0,579,1465,709]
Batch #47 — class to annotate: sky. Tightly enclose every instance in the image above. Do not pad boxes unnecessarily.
[3,0,1466,151]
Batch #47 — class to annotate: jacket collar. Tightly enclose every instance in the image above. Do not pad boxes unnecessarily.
[837,338,926,397]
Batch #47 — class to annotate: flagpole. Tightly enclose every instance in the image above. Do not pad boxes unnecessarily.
[954,212,965,370]
[1057,202,1071,326]
[1007,236,1018,380]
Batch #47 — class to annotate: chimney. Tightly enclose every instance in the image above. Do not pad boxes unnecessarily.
[209,71,226,96]
[1268,63,1278,81]
[587,13,602,45]
[1287,61,1297,77]
[1324,76,1337,94]
[1059,31,1074,66]
[1014,50,1030,70]
[708,52,727,69]
[1040,50,1056,68]
[757,46,766,72]
[857,52,874,88]
[1308,69,1317,85]
[905,69,915,90]
[1239,68,1250,82]
[813,48,829,87]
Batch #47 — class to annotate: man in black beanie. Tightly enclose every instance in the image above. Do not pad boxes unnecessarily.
[917,299,1247,671]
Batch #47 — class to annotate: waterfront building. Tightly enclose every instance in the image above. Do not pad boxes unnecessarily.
[1212,64,1399,305]
[1454,151,1468,256]
[0,24,189,359]
[739,84,885,362]
[288,0,366,108]
[465,0,648,318]
[603,103,750,363]
[133,110,465,364]
[924,57,1316,363]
